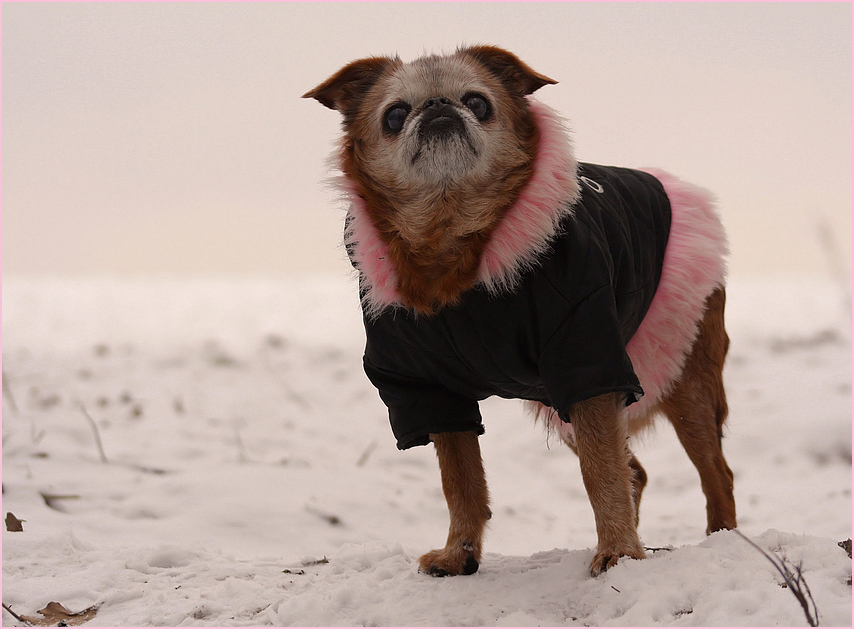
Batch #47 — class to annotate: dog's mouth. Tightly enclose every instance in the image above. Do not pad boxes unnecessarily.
[418,105,467,139]
[412,105,478,167]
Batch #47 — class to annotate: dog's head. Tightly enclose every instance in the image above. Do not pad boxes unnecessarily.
[304,45,555,194]
[304,46,559,313]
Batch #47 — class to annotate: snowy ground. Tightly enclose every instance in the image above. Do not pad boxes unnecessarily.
[1,275,851,627]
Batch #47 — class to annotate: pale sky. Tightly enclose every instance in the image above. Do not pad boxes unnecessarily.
[3,3,851,279]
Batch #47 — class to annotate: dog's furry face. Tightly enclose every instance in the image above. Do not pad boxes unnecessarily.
[353,53,532,189]
[304,46,557,312]
[349,52,541,241]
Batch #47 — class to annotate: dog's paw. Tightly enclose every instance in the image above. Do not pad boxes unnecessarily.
[418,544,480,577]
[589,545,646,577]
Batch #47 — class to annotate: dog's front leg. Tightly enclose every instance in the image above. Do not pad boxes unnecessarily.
[571,393,646,576]
[419,431,491,576]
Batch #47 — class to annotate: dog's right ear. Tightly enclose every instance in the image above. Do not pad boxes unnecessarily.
[303,57,396,117]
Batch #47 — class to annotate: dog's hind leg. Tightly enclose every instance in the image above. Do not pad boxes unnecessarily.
[419,431,491,576]
[569,393,647,575]
[661,287,736,534]
[628,452,648,526]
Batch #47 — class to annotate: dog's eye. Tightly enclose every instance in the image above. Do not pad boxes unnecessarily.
[383,103,411,135]
[463,93,491,122]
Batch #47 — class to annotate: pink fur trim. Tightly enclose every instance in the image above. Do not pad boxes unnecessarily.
[476,99,580,295]
[342,177,402,317]
[342,98,579,316]
[542,170,727,437]
[624,169,727,420]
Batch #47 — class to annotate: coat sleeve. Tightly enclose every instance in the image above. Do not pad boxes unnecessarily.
[363,356,485,450]
[538,283,644,416]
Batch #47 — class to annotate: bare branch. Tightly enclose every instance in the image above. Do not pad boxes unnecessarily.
[79,404,108,464]
[2,602,30,625]
[356,440,377,467]
[2,372,19,415]
[734,530,819,627]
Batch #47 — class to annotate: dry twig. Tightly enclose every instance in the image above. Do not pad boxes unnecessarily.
[2,372,19,415]
[2,602,28,625]
[734,530,819,627]
[356,440,377,467]
[78,404,108,463]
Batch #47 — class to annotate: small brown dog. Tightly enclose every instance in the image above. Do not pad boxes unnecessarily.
[304,46,736,577]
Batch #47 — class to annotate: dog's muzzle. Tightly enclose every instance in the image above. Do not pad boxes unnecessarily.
[418,100,467,140]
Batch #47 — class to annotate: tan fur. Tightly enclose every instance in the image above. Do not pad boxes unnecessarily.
[421,289,734,577]
[567,393,648,575]
[304,46,554,314]
[305,47,736,578]
[418,432,491,576]
[613,287,735,534]
[660,287,736,533]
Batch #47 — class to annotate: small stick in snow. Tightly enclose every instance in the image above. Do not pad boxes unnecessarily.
[734,530,819,627]
[2,372,19,416]
[301,556,330,566]
[79,404,108,464]
[816,217,852,320]
[233,423,249,464]
[305,506,343,526]
[2,602,28,625]
[356,440,377,467]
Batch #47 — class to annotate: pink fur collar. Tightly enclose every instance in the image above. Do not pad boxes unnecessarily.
[342,99,581,317]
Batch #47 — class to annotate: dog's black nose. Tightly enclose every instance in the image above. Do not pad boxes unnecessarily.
[418,96,465,141]
[423,96,453,110]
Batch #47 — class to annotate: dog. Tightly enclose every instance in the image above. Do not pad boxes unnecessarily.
[304,45,736,577]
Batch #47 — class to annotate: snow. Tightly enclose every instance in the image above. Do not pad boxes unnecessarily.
[2,275,851,627]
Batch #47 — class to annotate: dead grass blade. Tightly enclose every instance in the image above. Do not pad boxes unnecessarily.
[78,404,108,464]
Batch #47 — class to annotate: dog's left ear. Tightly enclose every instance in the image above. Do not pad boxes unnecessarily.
[303,56,397,118]
[460,45,557,96]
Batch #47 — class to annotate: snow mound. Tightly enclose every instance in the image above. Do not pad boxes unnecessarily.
[270,532,851,627]
[3,529,850,626]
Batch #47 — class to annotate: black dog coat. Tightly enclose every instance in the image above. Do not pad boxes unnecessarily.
[356,163,671,450]
[340,99,726,451]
